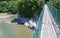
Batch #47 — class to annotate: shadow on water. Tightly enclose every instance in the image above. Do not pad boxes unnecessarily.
[0,18,17,38]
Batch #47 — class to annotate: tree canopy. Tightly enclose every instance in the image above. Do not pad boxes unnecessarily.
[0,0,60,17]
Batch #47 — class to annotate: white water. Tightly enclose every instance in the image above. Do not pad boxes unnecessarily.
[40,4,60,38]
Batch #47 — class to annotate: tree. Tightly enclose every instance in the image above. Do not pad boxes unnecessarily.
[0,1,8,13]
[0,1,17,13]
[17,0,44,18]
[8,1,17,14]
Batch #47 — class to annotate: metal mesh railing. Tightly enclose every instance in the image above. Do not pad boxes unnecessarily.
[33,3,60,38]
[47,3,60,29]
[33,5,44,38]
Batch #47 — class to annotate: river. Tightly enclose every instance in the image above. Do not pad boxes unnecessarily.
[0,18,17,38]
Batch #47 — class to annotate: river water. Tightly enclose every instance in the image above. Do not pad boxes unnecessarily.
[0,18,17,38]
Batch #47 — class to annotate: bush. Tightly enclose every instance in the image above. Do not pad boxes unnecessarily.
[8,1,17,14]
[0,1,8,13]
[0,1,17,13]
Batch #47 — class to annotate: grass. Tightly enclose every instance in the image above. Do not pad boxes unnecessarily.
[5,15,34,38]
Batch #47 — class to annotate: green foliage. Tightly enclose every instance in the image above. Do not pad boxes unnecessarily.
[49,0,60,9]
[0,1,8,12]
[17,0,44,18]
[8,1,17,14]
[17,0,60,18]
[0,0,60,18]
[0,1,17,13]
